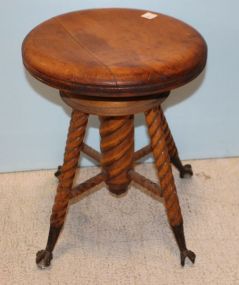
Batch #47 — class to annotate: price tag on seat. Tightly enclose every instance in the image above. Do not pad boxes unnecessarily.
[141,12,158,20]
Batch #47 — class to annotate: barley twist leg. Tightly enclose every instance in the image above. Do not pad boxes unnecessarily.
[159,106,193,178]
[36,110,88,269]
[145,107,195,266]
[100,115,134,195]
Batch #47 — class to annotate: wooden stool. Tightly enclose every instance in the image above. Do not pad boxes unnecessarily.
[22,8,207,269]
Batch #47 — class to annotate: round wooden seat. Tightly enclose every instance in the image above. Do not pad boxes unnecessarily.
[22,8,207,269]
[22,8,207,97]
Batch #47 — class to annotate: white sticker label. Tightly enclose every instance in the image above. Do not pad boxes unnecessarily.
[141,12,158,20]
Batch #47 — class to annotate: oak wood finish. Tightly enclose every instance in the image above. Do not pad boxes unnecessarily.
[70,172,105,199]
[54,142,101,178]
[129,169,162,197]
[36,110,88,269]
[22,8,207,97]
[100,115,134,195]
[133,144,152,161]
[22,8,207,268]
[82,142,101,162]
[145,107,182,226]
[60,91,168,116]
[159,105,193,178]
[145,107,195,264]
[51,110,88,227]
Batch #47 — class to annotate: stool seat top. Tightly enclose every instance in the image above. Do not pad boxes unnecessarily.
[22,8,207,97]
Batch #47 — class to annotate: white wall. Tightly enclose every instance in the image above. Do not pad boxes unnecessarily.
[0,1,239,172]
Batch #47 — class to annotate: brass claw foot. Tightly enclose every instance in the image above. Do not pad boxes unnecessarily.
[180,249,196,266]
[54,165,62,178]
[36,250,53,269]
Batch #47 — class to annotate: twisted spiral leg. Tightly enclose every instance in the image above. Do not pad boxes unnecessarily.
[145,107,195,266]
[159,106,193,178]
[100,115,134,195]
[36,110,88,269]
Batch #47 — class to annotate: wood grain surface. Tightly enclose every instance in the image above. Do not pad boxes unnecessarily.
[100,115,134,195]
[50,110,88,227]
[21,8,207,267]
[22,8,207,97]
[145,107,182,226]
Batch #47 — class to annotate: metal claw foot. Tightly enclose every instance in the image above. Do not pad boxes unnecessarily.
[179,164,193,178]
[171,156,193,178]
[180,249,196,266]
[36,250,53,269]
[172,223,196,267]
[54,165,62,178]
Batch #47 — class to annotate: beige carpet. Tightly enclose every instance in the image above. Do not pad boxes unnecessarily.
[0,158,239,285]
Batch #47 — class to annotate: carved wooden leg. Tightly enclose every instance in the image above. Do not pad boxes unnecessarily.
[36,110,88,269]
[100,115,134,195]
[145,107,195,266]
[158,105,193,178]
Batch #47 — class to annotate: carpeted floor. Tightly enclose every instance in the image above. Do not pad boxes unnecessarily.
[0,158,239,285]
